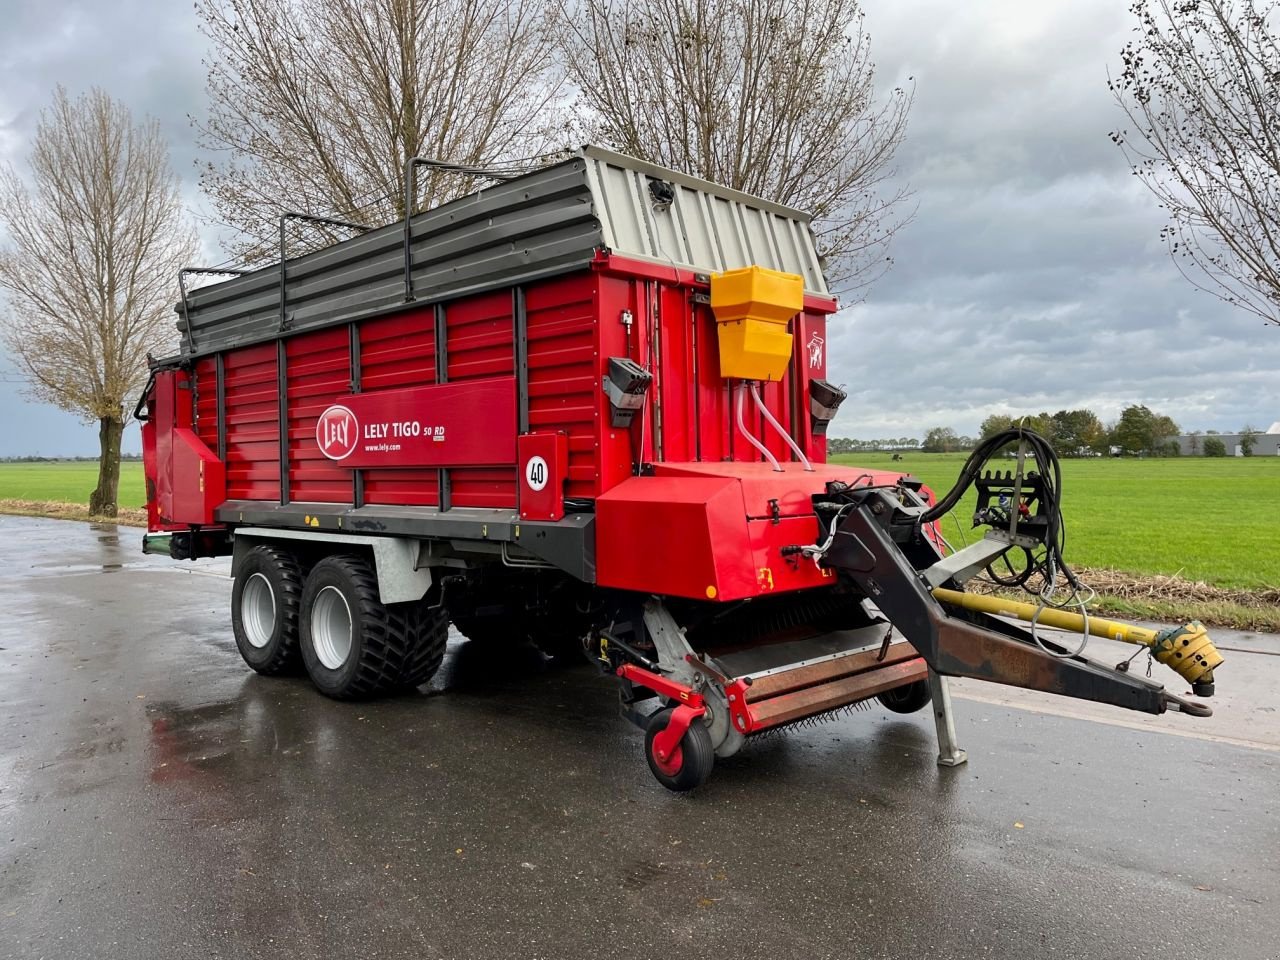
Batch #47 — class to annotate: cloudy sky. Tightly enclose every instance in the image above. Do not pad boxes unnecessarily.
[0,0,1277,455]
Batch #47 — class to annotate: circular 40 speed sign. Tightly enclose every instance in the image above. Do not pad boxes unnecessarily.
[524,455,549,492]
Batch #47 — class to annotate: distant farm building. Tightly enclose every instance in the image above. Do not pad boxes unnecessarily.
[1171,422,1280,456]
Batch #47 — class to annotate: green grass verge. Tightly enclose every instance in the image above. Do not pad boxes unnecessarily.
[0,461,146,508]
[1089,595,1280,634]
[829,452,1280,591]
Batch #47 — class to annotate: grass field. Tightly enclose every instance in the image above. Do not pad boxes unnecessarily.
[1,455,1276,592]
[0,461,146,508]
[829,452,1280,591]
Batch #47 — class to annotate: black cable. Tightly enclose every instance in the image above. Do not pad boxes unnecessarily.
[907,427,1081,597]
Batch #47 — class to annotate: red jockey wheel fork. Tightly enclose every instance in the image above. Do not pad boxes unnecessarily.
[649,703,705,775]
[616,663,713,775]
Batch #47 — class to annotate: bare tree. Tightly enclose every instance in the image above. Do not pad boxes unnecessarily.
[557,0,912,295]
[0,87,198,517]
[1111,0,1280,326]
[196,0,563,260]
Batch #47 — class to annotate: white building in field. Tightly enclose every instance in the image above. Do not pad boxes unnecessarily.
[1171,421,1280,456]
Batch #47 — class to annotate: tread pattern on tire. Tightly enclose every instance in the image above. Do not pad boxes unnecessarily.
[306,555,448,699]
[234,545,303,676]
[398,601,449,691]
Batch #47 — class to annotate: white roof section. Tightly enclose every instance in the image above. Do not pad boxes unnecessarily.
[1267,421,1280,434]
[580,145,830,296]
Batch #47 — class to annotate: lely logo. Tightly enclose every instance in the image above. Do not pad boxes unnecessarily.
[316,405,359,461]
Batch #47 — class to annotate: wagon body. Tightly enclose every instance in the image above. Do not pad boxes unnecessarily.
[140,147,1215,791]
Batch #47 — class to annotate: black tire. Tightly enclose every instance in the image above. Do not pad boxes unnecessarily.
[877,678,933,714]
[231,544,303,676]
[398,603,450,691]
[299,554,448,700]
[644,707,715,792]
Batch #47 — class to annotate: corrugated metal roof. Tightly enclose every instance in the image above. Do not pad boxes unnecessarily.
[581,146,828,295]
[176,147,830,358]
[178,158,601,356]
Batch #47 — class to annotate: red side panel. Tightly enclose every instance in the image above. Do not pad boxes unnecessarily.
[141,399,171,532]
[447,468,513,509]
[168,428,226,524]
[286,327,351,503]
[362,472,440,507]
[360,309,436,391]
[154,372,178,516]
[448,290,517,507]
[447,289,514,382]
[149,368,226,527]
[793,309,830,461]
[654,282,697,462]
[526,274,600,498]
[193,356,219,456]
[590,254,840,484]
[594,275,645,494]
[360,309,438,507]
[223,343,280,501]
[182,256,838,521]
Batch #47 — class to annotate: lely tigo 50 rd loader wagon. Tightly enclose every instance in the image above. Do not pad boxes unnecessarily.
[139,147,1221,790]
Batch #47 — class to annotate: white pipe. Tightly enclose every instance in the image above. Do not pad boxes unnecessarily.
[750,382,813,471]
[735,383,782,472]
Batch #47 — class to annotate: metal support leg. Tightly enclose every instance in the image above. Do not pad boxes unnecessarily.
[928,668,968,767]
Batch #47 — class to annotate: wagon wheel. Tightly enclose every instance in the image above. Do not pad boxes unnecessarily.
[644,707,715,792]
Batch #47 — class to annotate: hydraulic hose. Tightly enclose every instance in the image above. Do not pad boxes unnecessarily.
[911,426,1080,594]
[735,383,782,472]
[749,382,814,471]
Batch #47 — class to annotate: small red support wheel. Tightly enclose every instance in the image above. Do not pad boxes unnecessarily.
[645,707,715,792]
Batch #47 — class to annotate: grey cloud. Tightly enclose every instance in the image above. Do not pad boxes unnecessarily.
[830,0,1280,440]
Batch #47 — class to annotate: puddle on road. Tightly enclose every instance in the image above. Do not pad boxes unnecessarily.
[25,561,138,577]
[143,678,366,790]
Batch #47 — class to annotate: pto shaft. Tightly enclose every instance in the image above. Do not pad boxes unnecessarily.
[930,587,1222,697]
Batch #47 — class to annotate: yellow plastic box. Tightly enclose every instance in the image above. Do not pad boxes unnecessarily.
[710,266,804,381]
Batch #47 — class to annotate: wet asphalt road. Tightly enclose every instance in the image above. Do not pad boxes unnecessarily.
[0,516,1277,960]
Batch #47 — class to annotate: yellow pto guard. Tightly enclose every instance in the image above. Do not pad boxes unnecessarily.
[710,265,804,381]
[931,587,1223,696]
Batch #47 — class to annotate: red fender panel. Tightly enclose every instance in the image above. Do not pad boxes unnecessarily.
[596,476,758,601]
